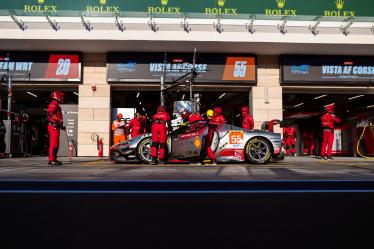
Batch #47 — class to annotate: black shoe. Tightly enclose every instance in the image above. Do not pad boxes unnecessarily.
[327,157,333,160]
[55,160,63,165]
[323,156,328,160]
[48,161,62,166]
[158,159,165,165]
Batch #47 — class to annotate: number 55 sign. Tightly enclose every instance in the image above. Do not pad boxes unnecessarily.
[229,130,244,144]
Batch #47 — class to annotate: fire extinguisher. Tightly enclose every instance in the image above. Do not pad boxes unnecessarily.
[68,138,73,161]
[98,138,103,157]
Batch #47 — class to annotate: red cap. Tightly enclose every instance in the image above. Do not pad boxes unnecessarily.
[213,107,222,115]
[241,106,249,113]
[51,91,64,103]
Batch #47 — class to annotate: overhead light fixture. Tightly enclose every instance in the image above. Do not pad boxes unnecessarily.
[182,94,185,100]
[142,107,146,111]
[314,94,327,100]
[26,91,38,98]
[73,92,79,96]
[324,103,335,107]
[348,95,364,100]
[139,101,142,105]
[218,93,226,99]
[236,114,241,117]
[136,92,140,98]
[294,103,304,108]
[282,109,285,111]
[367,104,374,109]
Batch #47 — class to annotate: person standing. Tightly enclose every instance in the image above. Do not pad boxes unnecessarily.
[320,104,341,160]
[112,113,126,145]
[47,91,65,166]
[150,106,171,165]
[241,106,254,130]
[180,109,203,123]
[127,111,147,138]
[202,106,226,165]
[283,126,297,156]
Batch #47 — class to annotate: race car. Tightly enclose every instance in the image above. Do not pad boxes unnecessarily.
[110,120,283,164]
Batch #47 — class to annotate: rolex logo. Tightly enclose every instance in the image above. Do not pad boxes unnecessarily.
[335,0,344,10]
[217,0,225,7]
[161,0,168,6]
[276,0,286,8]
[38,0,45,4]
[100,0,107,5]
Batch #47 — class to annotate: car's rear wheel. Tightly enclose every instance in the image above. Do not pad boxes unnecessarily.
[136,137,152,164]
[245,137,272,164]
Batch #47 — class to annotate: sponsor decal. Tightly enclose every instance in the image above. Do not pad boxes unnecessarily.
[194,136,202,148]
[117,62,137,72]
[229,130,244,144]
[205,0,238,16]
[265,0,297,17]
[86,0,120,14]
[324,0,355,17]
[24,0,58,13]
[290,65,310,75]
[150,62,208,73]
[148,0,182,15]
[322,65,374,75]
[222,57,256,81]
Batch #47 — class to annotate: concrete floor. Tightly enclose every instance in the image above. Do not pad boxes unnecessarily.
[0,156,373,180]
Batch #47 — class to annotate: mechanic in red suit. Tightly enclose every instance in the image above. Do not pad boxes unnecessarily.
[308,130,315,156]
[127,111,147,138]
[151,106,171,165]
[320,104,341,160]
[302,129,310,155]
[202,107,226,165]
[241,106,254,130]
[47,91,65,166]
[180,109,203,123]
[283,126,297,156]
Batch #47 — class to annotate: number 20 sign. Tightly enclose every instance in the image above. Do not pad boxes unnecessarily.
[229,130,244,144]
[45,54,80,81]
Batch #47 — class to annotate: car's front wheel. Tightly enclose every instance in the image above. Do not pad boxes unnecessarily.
[245,137,272,164]
[136,137,152,164]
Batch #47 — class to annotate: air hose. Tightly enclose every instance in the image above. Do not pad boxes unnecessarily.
[356,122,374,159]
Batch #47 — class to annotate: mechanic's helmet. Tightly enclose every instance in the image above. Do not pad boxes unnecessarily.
[179,109,190,120]
[241,106,249,114]
[51,91,64,103]
[213,106,223,115]
[325,104,335,113]
[157,105,166,112]
[117,113,123,119]
[206,109,214,119]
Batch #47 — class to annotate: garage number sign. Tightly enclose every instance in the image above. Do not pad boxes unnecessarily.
[107,52,257,84]
[0,52,81,82]
[281,55,374,85]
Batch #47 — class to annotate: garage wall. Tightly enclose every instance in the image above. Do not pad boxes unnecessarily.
[78,53,111,157]
[250,55,283,133]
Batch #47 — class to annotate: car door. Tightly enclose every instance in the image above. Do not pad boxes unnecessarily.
[171,121,208,158]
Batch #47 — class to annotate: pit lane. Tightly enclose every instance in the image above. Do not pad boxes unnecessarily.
[0,156,373,181]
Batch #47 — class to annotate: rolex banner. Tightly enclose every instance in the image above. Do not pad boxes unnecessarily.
[107,52,257,84]
[281,55,374,85]
[0,52,81,82]
[1,0,374,18]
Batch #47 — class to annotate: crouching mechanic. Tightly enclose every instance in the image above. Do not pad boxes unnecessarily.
[180,109,203,123]
[201,107,226,165]
[47,91,66,166]
[151,106,171,165]
[283,125,297,157]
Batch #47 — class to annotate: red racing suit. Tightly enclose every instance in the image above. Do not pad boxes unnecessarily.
[242,114,254,130]
[187,113,203,123]
[204,115,226,161]
[151,111,171,160]
[320,113,341,157]
[47,99,63,162]
[283,127,297,156]
[127,117,146,138]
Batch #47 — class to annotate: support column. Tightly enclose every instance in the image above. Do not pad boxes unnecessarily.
[250,55,283,133]
[77,53,111,156]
